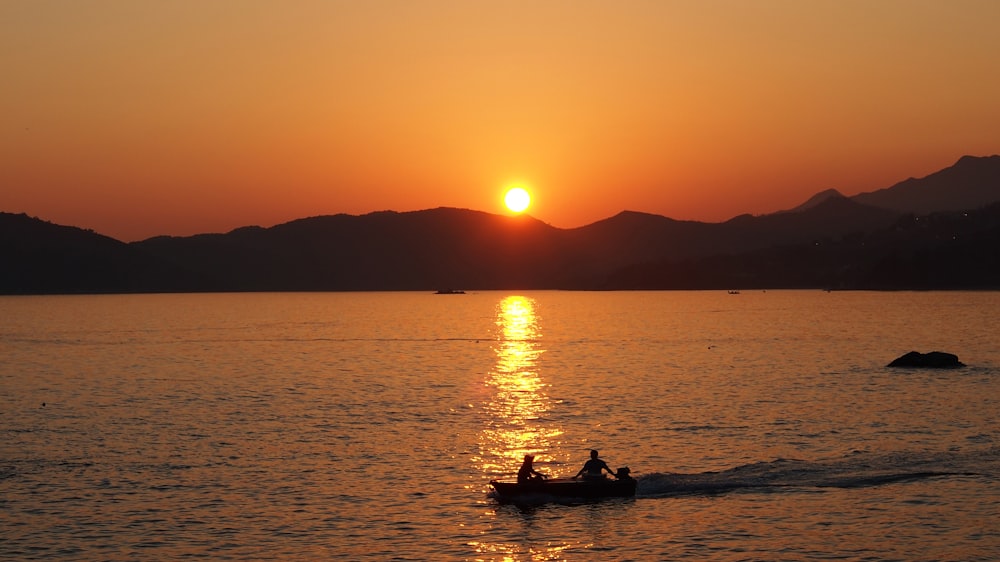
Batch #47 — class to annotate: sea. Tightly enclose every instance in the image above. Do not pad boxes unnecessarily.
[1,290,997,561]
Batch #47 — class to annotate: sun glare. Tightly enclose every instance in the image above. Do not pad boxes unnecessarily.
[504,187,531,213]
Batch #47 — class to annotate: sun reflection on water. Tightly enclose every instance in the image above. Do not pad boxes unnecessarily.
[478,296,564,478]
[475,296,579,559]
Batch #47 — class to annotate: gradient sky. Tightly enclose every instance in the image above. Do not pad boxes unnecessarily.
[3,1,999,242]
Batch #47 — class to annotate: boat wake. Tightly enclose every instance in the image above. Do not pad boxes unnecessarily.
[636,446,999,497]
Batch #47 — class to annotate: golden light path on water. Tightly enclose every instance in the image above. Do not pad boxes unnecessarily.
[472,296,577,561]
[479,296,562,474]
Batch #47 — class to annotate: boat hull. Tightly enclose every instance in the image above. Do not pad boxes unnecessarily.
[490,477,636,502]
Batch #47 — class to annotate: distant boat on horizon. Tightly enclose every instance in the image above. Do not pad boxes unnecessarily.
[434,289,466,295]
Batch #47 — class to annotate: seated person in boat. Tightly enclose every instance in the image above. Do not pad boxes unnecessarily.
[573,449,616,480]
[517,454,547,484]
[614,466,633,481]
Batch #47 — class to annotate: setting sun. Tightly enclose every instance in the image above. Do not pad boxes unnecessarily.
[504,187,531,213]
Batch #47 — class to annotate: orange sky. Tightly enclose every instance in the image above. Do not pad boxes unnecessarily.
[3,1,999,242]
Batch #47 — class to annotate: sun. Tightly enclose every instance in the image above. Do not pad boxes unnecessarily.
[504,187,531,213]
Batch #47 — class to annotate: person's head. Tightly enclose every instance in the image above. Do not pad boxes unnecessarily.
[524,454,534,462]
[590,449,598,459]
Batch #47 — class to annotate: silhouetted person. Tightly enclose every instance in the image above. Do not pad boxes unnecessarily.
[517,454,547,484]
[574,449,615,479]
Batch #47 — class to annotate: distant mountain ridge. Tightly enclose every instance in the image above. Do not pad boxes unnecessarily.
[2,154,999,293]
[852,154,1000,215]
[782,188,847,213]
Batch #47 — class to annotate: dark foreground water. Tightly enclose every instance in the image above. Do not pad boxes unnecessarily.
[1,291,998,560]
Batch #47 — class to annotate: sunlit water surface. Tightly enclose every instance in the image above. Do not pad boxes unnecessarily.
[1,291,998,560]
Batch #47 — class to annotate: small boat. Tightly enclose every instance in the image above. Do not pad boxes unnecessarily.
[490,474,636,502]
[434,289,465,294]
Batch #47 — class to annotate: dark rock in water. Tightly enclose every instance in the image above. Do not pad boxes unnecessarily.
[888,351,965,369]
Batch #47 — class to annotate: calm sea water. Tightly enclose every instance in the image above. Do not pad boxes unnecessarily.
[1,291,998,561]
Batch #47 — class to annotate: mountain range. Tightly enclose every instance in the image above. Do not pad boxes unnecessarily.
[3,155,999,293]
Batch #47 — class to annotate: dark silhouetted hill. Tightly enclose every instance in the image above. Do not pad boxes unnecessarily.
[852,155,1000,215]
[782,188,847,213]
[3,154,999,293]
[0,212,200,293]
[135,208,571,291]
[602,203,1000,290]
